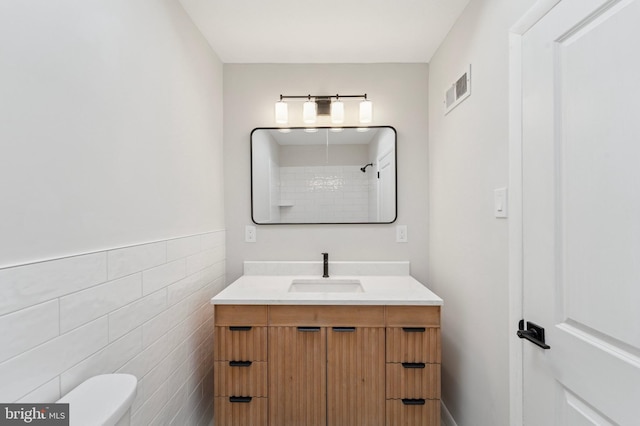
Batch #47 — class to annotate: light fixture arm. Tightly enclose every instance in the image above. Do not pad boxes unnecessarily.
[278,93,367,101]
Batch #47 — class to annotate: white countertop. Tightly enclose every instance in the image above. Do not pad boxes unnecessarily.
[210,275,443,306]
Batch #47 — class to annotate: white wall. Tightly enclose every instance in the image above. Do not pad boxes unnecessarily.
[223,64,429,283]
[0,0,225,268]
[427,0,534,425]
[0,1,225,425]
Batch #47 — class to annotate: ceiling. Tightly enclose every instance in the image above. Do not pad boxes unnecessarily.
[178,0,472,63]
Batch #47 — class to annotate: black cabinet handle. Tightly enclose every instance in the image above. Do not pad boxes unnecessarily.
[402,362,426,369]
[229,396,252,403]
[229,326,252,331]
[229,361,252,367]
[297,326,321,332]
[402,398,426,406]
[402,327,426,333]
[332,327,356,332]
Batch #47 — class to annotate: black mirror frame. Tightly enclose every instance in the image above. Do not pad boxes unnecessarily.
[250,126,397,225]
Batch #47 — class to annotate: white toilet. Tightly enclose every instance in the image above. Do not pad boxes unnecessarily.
[57,374,137,426]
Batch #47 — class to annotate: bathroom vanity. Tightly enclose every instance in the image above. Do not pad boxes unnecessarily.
[211,262,443,426]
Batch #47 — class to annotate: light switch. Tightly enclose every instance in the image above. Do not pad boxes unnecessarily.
[396,225,408,243]
[494,187,508,218]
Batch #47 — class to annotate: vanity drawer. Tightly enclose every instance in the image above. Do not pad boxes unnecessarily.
[386,363,440,400]
[214,361,267,397]
[386,327,441,363]
[385,306,440,327]
[214,326,267,361]
[269,305,384,327]
[214,396,268,426]
[215,305,268,326]
[385,398,440,426]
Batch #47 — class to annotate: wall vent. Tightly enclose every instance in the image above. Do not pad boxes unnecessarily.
[444,65,471,115]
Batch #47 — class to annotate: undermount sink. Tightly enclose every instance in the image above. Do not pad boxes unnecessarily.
[288,278,364,293]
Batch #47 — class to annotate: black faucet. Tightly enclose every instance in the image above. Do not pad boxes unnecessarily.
[322,253,329,278]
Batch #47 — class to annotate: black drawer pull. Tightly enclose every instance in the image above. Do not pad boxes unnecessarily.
[229,396,252,403]
[402,327,426,333]
[332,327,356,332]
[229,326,252,331]
[402,398,426,406]
[297,326,321,332]
[402,362,426,369]
[229,361,253,367]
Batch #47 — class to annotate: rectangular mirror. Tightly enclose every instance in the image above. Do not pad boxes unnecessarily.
[251,126,397,224]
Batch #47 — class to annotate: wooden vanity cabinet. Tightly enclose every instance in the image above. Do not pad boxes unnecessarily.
[385,306,441,426]
[213,305,268,426]
[213,304,441,426]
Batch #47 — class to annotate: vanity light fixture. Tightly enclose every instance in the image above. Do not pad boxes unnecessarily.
[330,97,344,124]
[302,95,317,124]
[274,93,372,125]
[359,96,373,123]
[275,96,288,124]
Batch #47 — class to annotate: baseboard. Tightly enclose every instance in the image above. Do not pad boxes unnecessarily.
[441,400,458,426]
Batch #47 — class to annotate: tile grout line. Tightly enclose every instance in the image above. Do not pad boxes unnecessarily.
[0,229,225,271]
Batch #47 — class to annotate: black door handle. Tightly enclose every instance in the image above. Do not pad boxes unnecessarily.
[229,361,253,367]
[229,396,252,403]
[229,326,252,331]
[517,320,550,349]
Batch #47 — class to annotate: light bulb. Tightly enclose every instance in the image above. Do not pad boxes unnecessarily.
[330,100,344,124]
[275,100,288,124]
[303,100,317,124]
[359,99,373,123]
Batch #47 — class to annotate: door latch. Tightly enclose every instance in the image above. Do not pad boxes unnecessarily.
[517,319,550,349]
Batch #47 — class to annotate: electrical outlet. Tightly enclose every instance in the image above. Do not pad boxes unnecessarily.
[245,225,256,243]
[396,225,408,243]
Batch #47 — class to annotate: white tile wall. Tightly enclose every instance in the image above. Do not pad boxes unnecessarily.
[107,241,166,281]
[0,317,109,402]
[0,230,225,426]
[279,165,370,222]
[59,274,142,333]
[0,253,107,315]
[142,259,186,296]
[0,300,59,363]
[108,290,167,341]
[17,378,61,403]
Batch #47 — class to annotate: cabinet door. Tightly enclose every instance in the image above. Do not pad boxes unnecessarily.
[268,326,326,426]
[327,327,385,426]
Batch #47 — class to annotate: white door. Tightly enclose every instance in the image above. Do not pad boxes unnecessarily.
[521,0,640,424]
[377,150,395,222]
